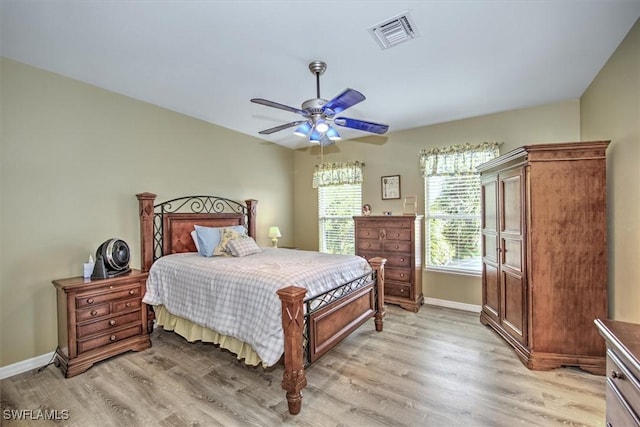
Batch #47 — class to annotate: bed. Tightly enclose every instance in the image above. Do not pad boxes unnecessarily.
[136,192,386,415]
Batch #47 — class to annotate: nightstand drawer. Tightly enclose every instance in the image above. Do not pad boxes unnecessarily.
[75,285,141,309]
[113,298,141,314]
[77,311,142,339]
[76,304,110,322]
[77,324,143,354]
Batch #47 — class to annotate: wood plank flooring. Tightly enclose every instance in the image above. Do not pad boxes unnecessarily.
[0,305,605,426]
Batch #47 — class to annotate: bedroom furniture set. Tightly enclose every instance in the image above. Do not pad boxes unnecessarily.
[53,192,387,416]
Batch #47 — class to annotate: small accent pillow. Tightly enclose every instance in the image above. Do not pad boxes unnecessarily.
[213,227,246,256]
[227,237,262,257]
[194,225,247,257]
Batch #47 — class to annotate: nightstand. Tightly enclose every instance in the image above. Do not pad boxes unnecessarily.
[52,269,151,377]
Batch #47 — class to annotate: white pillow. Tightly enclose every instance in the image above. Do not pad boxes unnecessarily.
[190,230,201,253]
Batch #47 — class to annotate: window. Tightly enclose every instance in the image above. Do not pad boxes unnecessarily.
[313,161,364,255]
[419,142,500,275]
[318,184,361,254]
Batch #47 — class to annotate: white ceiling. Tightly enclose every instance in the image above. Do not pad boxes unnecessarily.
[2,1,639,149]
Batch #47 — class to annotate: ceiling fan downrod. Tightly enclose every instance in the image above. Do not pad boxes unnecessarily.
[308,61,326,99]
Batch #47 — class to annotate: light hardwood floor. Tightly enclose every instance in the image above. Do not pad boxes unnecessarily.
[0,305,605,426]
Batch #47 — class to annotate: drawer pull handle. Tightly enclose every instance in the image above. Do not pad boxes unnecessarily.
[610,370,623,379]
[400,274,405,278]
[400,258,405,262]
[395,245,399,249]
[109,320,116,326]
[400,289,405,293]
[110,335,117,341]
[129,290,135,295]
[90,310,98,316]
[87,298,94,304]
[125,302,131,308]
[395,233,400,237]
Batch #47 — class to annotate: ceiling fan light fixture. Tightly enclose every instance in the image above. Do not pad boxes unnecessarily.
[309,128,323,143]
[315,120,329,133]
[326,126,341,141]
[293,122,312,137]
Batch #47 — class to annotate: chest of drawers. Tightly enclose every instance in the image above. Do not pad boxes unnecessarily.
[53,269,151,377]
[354,215,424,312]
[595,318,640,426]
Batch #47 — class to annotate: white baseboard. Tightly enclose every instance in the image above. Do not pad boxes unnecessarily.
[425,297,482,313]
[0,351,55,380]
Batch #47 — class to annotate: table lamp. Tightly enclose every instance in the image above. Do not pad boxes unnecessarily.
[268,226,281,248]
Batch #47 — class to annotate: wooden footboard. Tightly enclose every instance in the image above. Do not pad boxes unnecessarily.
[277,257,386,415]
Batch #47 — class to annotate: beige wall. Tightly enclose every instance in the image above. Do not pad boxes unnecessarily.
[294,100,581,305]
[581,18,640,322]
[0,58,295,367]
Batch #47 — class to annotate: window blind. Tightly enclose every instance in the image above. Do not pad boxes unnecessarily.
[318,184,362,254]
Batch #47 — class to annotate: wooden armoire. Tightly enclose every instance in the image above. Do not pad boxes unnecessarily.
[478,141,609,374]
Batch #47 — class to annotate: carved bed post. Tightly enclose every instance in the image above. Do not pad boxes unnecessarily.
[244,199,258,240]
[368,257,387,332]
[276,285,308,415]
[136,192,156,272]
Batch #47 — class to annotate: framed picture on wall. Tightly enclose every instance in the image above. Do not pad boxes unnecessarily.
[381,175,401,200]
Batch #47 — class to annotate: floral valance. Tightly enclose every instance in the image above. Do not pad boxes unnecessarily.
[419,141,501,177]
[312,161,364,188]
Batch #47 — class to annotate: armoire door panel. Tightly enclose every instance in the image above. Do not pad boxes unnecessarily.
[483,235,498,262]
[502,238,523,271]
[501,173,523,235]
[501,271,526,344]
[482,262,500,322]
[482,180,498,232]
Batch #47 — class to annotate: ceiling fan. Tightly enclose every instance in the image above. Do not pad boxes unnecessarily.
[250,61,389,146]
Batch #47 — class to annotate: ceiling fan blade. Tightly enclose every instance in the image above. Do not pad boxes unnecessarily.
[334,117,389,134]
[251,98,307,116]
[323,88,366,115]
[258,120,308,135]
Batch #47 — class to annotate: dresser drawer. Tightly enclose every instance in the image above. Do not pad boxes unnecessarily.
[386,268,412,283]
[77,311,142,339]
[76,304,110,322]
[77,324,143,354]
[385,282,412,299]
[357,239,381,252]
[606,379,640,426]
[357,228,380,239]
[75,285,141,309]
[384,228,411,241]
[607,349,640,418]
[383,240,412,253]
[384,254,411,268]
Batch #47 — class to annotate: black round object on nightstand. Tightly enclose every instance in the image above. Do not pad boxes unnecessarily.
[93,238,131,278]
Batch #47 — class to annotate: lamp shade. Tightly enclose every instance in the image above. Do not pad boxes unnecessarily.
[268,226,281,238]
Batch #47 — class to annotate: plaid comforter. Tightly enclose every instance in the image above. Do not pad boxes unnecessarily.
[143,248,372,366]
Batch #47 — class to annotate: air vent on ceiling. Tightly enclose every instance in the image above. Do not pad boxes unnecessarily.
[368,10,420,50]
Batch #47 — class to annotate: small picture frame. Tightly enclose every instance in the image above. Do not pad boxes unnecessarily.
[362,204,372,216]
[381,175,401,200]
